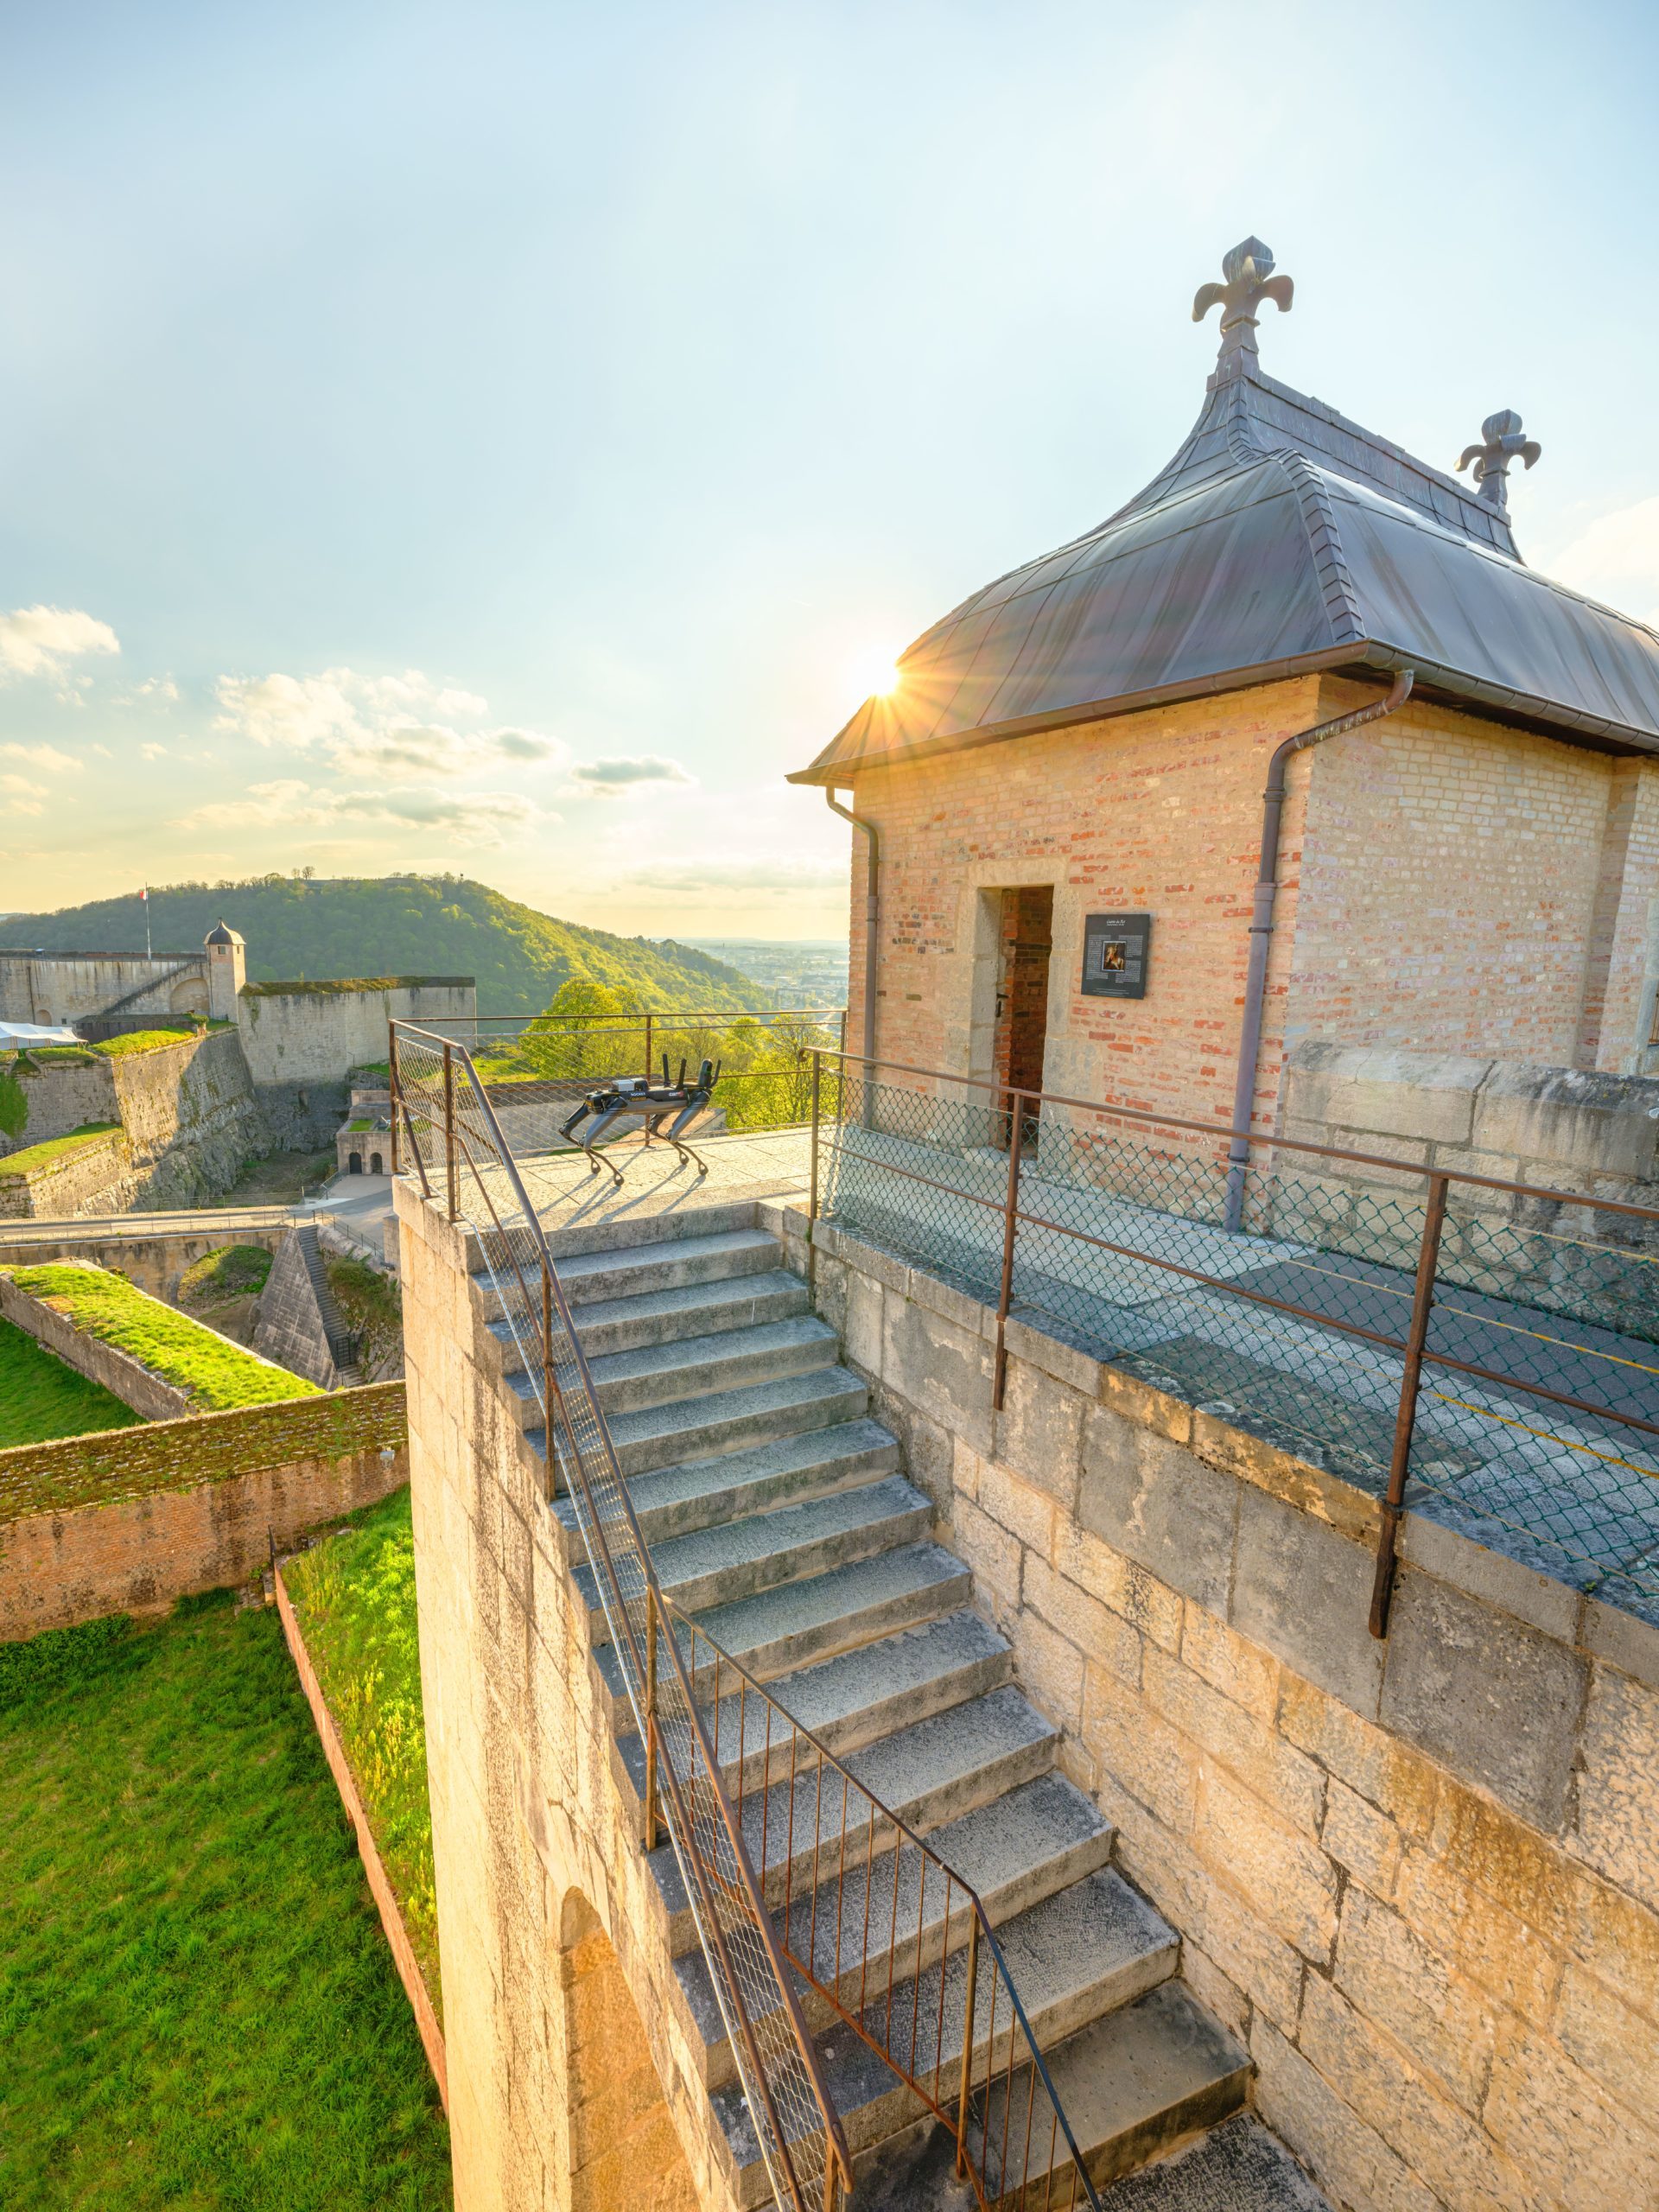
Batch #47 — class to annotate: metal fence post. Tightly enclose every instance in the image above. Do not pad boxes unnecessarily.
[644,1592,659,1853]
[644,1009,654,1084]
[1370,1173,1449,1639]
[992,1095,1026,1412]
[956,1910,980,2179]
[808,1052,822,1291]
[387,1020,400,1177]
[442,1042,457,1223]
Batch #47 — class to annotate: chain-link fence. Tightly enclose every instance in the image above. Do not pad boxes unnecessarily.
[813,1057,1659,1628]
[391,1022,853,2212]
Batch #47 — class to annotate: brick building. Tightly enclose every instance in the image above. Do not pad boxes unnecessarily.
[791,239,1659,1150]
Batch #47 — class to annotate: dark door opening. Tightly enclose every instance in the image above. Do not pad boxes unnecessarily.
[992,886,1052,1147]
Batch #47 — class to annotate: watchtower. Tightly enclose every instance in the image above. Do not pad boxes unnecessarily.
[205,920,246,1022]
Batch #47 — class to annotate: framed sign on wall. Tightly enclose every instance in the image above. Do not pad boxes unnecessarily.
[1081,912,1152,999]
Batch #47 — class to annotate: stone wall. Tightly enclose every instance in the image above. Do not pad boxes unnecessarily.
[0,1128,130,1219]
[805,1211,1659,2212]
[841,674,1659,1144]
[0,1382,407,1637]
[0,949,210,1026]
[0,1217,289,1300]
[255,1228,342,1388]
[0,1029,269,1211]
[237,979,475,1085]
[397,1179,748,2212]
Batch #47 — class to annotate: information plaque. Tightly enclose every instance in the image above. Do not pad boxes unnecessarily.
[1081,912,1151,1000]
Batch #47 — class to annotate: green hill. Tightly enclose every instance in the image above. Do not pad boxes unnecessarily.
[0,875,765,1018]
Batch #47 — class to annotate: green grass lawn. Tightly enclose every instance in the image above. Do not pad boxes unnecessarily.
[0,1592,452,2211]
[0,1315,140,1447]
[283,1489,437,2011]
[1,1265,320,1410]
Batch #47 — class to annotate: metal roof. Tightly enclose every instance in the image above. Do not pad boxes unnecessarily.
[791,298,1659,785]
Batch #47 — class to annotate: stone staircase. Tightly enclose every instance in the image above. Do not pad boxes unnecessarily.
[478,1203,1329,2210]
[296,1223,363,1386]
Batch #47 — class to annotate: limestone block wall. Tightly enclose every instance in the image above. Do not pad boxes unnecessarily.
[805,1212,1659,2212]
[0,1382,408,1637]
[0,1129,133,1219]
[0,949,209,1027]
[397,1179,747,2212]
[255,1230,342,1389]
[0,1219,289,1301]
[238,979,475,1085]
[0,1029,268,1210]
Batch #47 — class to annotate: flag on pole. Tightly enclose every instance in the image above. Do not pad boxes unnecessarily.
[141,886,150,957]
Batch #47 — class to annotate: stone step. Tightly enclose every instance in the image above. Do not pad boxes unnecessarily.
[850,1990,1260,2212]
[556,1225,784,1306]
[487,1269,810,1376]
[592,1543,973,1736]
[573,1477,932,1641]
[1088,2113,1333,2209]
[645,1686,1061,1944]
[971,1980,1254,2202]
[469,1224,780,1319]
[677,1773,1115,2088]
[553,1420,900,1548]
[618,1608,1014,1806]
[598,1366,872,1478]
[709,1869,1180,2190]
[575,1270,811,1358]
[543,1202,765,1266]
[584,1315,841,1417]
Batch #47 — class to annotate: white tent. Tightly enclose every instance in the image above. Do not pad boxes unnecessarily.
[0,1019,82,1048]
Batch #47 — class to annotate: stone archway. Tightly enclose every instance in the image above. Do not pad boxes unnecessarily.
[559,1892,697,2212]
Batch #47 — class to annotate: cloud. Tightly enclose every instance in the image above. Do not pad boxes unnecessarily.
[140,741,168,761]
[181,778,546,849]
[0,741,83,773]
[0,772,48,816]
[213,664,563,780]
[628,860,847,892]
[126,676,180,703]
[0,605,120,680]
[1544,495,1659,625]
[569,753,696,793]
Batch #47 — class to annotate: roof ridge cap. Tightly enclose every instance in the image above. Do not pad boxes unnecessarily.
[1266,446,1367,645]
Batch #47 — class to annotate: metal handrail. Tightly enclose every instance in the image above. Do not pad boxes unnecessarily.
[662,1597,1105,2210]
[388,1020,853,2212]
[805,1048,1659,1641]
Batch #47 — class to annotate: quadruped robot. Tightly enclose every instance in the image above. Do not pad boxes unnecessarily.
[559,1056,723,1187]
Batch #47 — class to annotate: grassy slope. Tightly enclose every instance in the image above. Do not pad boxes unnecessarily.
[283,1489,437,2010]
[0,1594,452,2210]
[0,1123,123,1179]
[0,1316,141,1446]
[3,874,766,1018]
[2,1265,320,1409]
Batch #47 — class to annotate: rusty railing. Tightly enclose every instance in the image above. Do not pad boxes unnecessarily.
[390,1021,854,2212]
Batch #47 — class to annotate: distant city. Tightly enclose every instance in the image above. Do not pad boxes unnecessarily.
[684,938,849,1010]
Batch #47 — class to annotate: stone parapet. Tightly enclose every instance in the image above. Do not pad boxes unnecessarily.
[804,1210,1659,2212]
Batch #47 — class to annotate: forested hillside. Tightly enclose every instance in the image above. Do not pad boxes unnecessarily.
[1,875,763,1017]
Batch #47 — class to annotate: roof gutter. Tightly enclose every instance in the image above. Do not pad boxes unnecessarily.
[825,786,880,1071]
[1224,671,1414,1232]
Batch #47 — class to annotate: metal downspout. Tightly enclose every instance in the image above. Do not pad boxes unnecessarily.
[826,784,880,1082]
[1224,671,1414,1232]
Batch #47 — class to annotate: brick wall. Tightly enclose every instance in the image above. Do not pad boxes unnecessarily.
[804,1211,1659,2212]
[0,1382,407,1637]
[841,675,1659,1140]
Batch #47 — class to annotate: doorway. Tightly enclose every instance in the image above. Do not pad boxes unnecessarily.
[991,886,1052,1146]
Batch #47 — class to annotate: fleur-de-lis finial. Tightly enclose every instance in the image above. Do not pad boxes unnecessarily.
[1456,410,1541,511]
[1192,237,1294,367]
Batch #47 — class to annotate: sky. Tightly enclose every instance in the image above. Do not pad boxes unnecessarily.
[3,0,1659,938]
